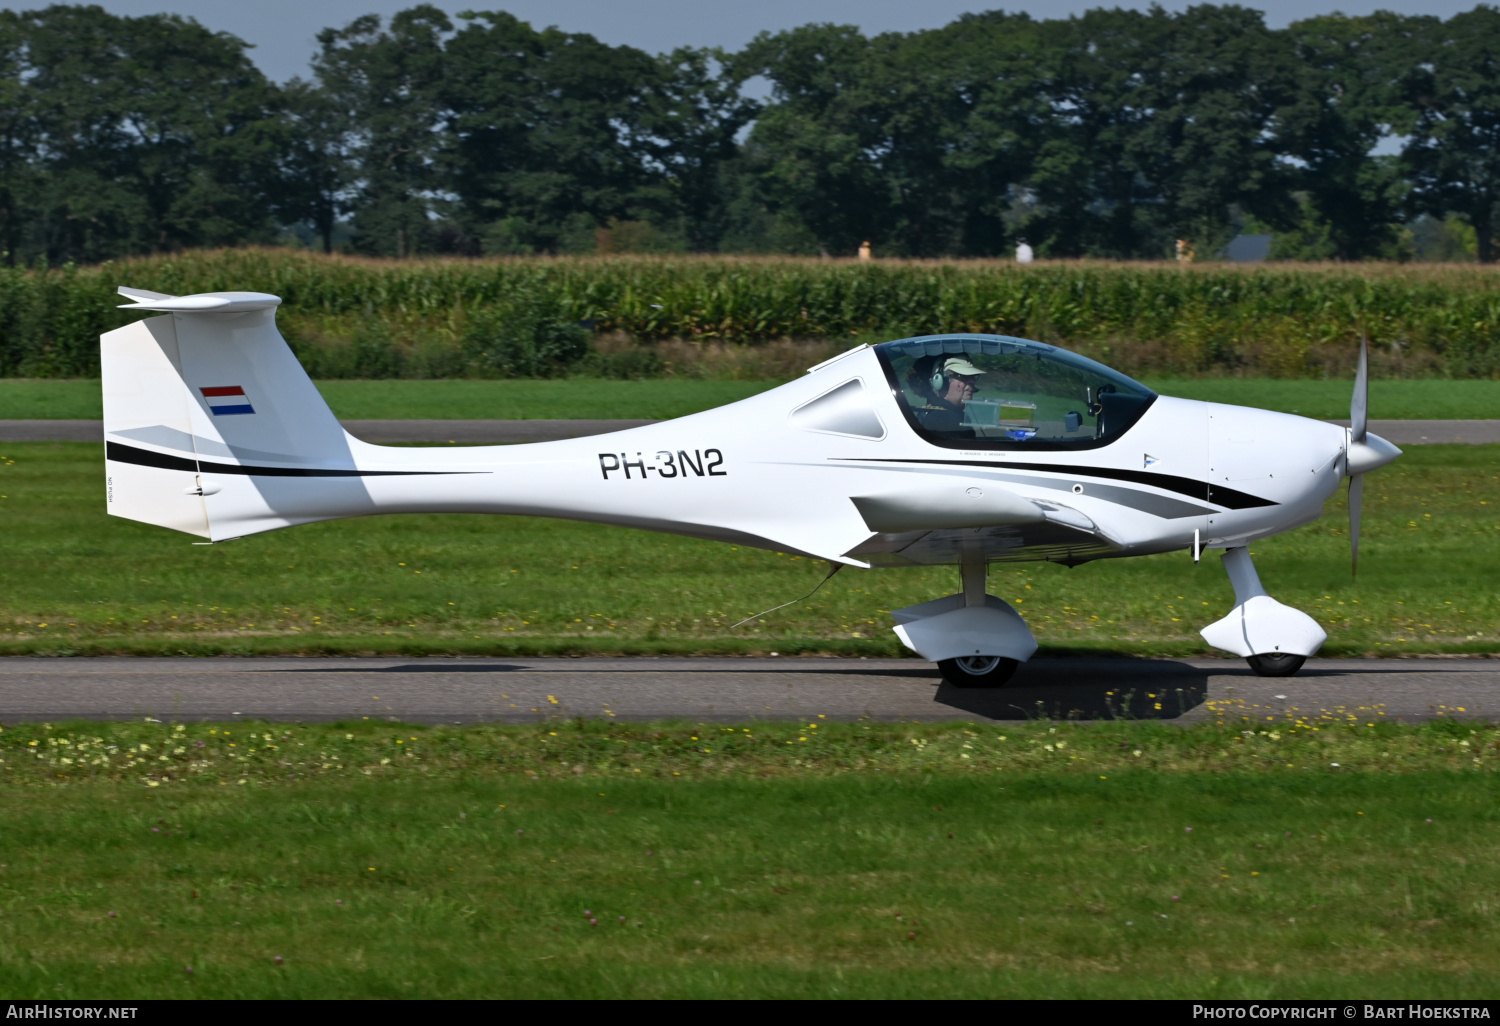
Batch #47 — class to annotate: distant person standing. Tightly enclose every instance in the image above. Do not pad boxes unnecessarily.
[858,240,872,261]
[1015,240,1034,264]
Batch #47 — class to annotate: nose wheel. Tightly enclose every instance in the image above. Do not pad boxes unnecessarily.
[937,656,1019,688]
[1246,653,1306,677]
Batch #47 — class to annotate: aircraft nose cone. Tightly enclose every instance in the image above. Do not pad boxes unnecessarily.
[1346,432,1402,476]
[1207,404,1345,491]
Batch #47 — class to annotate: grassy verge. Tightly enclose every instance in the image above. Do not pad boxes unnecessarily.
[314,378,782,420]
[1144,378,1500,420]
[4,376,1498,421]
[0,378,784,421]
[4,717,1500,998]
[0,442,1496,657]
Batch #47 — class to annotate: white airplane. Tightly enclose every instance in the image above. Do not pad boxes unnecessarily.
[99,287,1401,686]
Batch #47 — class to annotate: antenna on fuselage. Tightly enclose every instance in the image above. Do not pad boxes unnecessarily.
[728,563,844,630]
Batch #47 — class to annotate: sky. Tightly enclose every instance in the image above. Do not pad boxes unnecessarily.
[15,0,1487,83]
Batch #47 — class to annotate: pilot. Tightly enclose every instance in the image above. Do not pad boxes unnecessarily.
[913,356,985,433]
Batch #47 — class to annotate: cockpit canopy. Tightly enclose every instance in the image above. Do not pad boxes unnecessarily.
[874,334,1157,451]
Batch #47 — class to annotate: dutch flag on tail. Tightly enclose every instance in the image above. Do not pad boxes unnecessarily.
[200,385,255,416]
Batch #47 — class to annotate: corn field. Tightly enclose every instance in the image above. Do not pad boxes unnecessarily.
[3,249,1500,379]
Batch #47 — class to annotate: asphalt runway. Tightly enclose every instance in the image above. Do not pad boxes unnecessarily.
[3,419,1497,444]
[0,656,1495,724]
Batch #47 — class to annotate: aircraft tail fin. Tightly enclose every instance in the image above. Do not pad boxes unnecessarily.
[102,287,367,541]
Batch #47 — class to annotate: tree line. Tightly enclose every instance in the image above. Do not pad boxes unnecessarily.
[5,3,1500,265]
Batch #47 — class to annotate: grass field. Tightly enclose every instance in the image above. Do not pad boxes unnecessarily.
[0,378,783,421]
[4,376,1499,421]
[4,716,1500,998]
[0,442,1495,657]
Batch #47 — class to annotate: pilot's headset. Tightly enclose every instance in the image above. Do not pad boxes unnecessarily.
[931,356,983,395]
[909,355,941,398]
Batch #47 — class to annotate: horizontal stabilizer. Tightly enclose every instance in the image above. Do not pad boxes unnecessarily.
[117,286,176,302]
[117,286,281,314]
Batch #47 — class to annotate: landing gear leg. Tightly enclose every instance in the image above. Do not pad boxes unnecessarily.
[960,546,985,610]
[890,546,1037,686]
[936,551,1019,688]
[1199,547,1326,677]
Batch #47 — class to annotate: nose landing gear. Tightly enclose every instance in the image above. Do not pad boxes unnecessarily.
[1246,653,1307,677]
[1200,547,1326,677]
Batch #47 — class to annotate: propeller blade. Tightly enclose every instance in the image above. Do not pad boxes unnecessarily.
[1349,473,1363,578]
[1351,333,1369,444]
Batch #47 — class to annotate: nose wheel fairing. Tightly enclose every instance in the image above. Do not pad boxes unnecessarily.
[1199,546,1326,668]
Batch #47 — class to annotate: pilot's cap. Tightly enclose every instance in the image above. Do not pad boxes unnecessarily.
[939,356,985,378]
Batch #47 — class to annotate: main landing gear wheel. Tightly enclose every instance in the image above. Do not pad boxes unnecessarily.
[1246,653,1306,677]
[937,656,1019,688]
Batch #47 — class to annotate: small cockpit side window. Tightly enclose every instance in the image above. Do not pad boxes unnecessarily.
[790,378,886,439]
[874,335,1156,451]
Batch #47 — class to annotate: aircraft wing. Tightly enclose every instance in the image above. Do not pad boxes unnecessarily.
[845,515,1120,568]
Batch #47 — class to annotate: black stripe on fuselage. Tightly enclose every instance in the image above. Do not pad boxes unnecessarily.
[832,457,1276,510]
[106,441,481,478]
